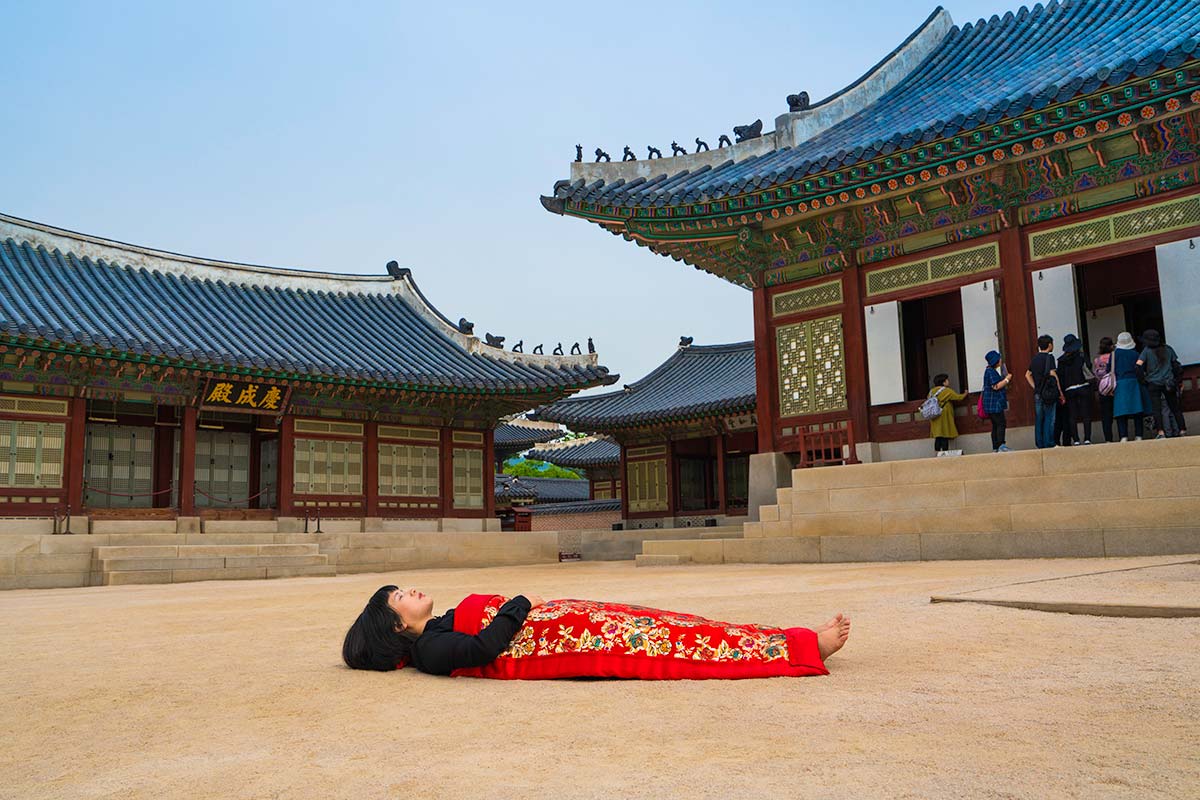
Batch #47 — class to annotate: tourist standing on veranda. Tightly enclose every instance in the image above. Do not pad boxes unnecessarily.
[981,350,1012,452]
[1112,331,1148,441]
[927,373,966,455]
[1025,335,1063,449]
[1137,329,1187,439]
[1092,336,1117,442]
[1057,333,1094,445]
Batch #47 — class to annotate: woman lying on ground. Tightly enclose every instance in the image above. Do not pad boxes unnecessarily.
[342,586,850,679]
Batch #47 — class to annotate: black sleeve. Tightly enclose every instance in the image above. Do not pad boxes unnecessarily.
[416,596,531,675]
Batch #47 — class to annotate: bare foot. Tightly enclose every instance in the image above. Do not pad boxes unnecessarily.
[814,613,844,633]
[817,614,850,660]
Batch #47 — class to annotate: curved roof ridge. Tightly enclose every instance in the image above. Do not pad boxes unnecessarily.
[0,211,606,377]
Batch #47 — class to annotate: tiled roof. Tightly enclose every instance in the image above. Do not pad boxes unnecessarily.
[494,474,590,502]
[493,422,562,448]
[523,498,621,516]
[0,214,612,394]
[548,0,1200,209]
[527,436,621,468]
[535,342,756,429]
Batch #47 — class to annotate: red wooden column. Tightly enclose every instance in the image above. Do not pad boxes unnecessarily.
[483,428,496,520]
[840,264,871,445]
[999,225,1035,426]
[277,415,295,516]
[438,427,453,519]
[715,433,727,516]
[752,286,778,453]
[665,441,678,520]
[363,421,379,517]
[178,406,197,516]
[618,444,629,522]
[65,396,86,512]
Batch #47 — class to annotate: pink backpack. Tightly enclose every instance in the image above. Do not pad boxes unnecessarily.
[1096,353,1116,396]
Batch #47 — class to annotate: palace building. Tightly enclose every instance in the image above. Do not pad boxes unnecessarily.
[543,1,1200,514]
[536,340,758,528]
[0,213,611,524]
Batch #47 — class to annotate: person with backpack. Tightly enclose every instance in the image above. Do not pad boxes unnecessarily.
[981,350,1013,452]
[925,373,966,455]
[1112,331,1148,441]
[1056,333,1094,445]
[1137,329,1187,439]
[1025,334,1063,449]
[1092,336,1117,442]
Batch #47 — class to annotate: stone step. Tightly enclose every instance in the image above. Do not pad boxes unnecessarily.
[699,530,743,540]
[90,520,177,535]
[202,520,279,534]
[94,543,320,560]
[634,554,689,567]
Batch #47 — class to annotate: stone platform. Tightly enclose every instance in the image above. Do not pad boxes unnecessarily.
[638,436,1200,565]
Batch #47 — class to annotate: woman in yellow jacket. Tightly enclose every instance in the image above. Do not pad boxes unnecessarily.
[928,373,967,455]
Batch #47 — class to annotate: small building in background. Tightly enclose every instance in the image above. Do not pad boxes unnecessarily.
[535,341,759,529]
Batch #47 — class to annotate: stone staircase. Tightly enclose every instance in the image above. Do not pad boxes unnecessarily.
[637,436,1200,565]
[89,519,334,586]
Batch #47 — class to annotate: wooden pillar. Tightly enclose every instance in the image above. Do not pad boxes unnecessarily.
[277,415,295,516]
[363,421,379,517]
[999,225,1035,426]
[439,427,453,518]
[178,406,197,516]
[840,264,871,444]
[483,427,496,520]
[752,286,777,453]
[715,433,727,516]
[247,426,261,510]
[152,406,175,509]
[65,396,86,511]
[665,440,677,520]
[618,444,629,522]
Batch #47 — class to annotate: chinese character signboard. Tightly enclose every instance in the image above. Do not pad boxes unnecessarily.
[199,379,291,416]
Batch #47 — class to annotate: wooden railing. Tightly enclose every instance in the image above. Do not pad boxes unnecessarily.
[785,422,860,468]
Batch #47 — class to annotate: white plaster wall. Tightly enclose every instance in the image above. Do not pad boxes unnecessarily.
[1156,238,1200,365]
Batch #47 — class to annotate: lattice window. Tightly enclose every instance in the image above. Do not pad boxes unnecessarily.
[294,438,363,496]
[259,438,278,510]
[865,243,999,296]
[0,419,65,489]
[183,431,252,508]
[592,480,612,500]
[626,458,667,513]
[777,314,846,418]
[1029,195,1200,261]
[85,424,153,507]
[771,280,843,318]
[452,447,484,509]
[379,443,439,497]
[294,419,364,437]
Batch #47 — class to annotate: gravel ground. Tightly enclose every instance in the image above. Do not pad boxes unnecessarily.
[1,556,1197,800]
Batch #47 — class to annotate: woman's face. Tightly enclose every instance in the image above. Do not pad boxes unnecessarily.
[387,587,433,626]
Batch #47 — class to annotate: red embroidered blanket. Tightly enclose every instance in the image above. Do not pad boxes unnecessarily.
[450,595,827,680]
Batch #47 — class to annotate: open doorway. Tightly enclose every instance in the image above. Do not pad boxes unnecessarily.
[1075,250,1163,356]
[900,290,968,400]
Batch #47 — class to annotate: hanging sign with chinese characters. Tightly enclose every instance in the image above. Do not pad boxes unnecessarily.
[199,379,291,416]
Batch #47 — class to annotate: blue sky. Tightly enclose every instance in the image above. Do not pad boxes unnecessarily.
[3,0,1022,393]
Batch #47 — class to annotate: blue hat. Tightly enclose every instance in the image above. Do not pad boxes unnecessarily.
[1062,334,1082,353]
[985,350,1001,366]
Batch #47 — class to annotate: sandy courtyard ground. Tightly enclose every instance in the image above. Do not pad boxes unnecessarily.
[1,557,1197,800]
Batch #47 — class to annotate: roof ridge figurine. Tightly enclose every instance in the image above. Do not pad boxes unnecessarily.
[647,145,662,159]
[671,141,687,156]
[733,119,763,143]
[622,145,636,162]
[594,147,611,163]
[695,137,709,152]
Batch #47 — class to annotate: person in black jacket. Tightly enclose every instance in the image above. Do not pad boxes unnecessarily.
[342,585,542,674]
[1056,333,1094,445]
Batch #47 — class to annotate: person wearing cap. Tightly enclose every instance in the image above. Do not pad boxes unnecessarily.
[1112,331,1148,441]
[1136,329,1187,439]
[981,350,1013,452]
[1056,333,1094,445]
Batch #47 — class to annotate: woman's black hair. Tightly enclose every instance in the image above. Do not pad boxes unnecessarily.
[1098,336,1114,355]
[931,373,949,387]
[343,585,416,671]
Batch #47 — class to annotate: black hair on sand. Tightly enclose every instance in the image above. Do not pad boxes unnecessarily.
[343,585,415,671]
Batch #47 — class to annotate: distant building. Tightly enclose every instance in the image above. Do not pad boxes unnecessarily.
[537,341,757,528]
[0,213,612,524]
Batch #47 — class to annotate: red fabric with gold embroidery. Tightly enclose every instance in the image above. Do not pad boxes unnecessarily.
[449,594,827,680]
